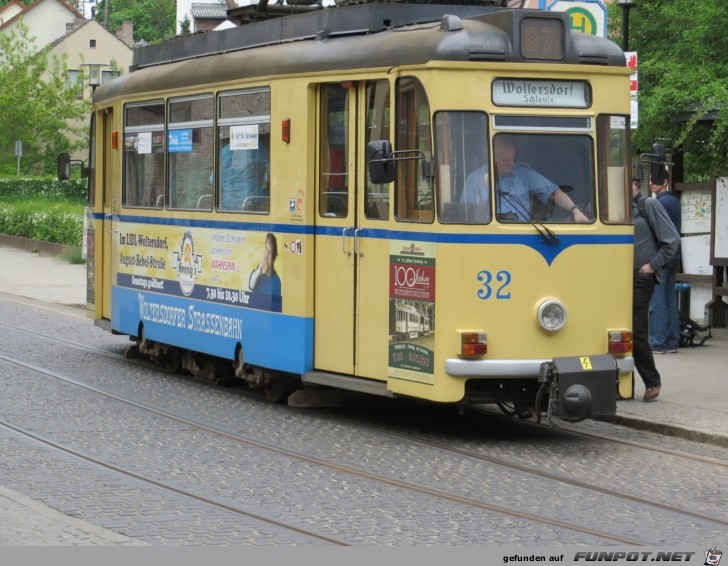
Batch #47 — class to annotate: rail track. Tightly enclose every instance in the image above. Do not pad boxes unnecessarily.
[1,304,726,545]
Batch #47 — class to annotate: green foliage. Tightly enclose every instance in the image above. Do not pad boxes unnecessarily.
[0,22,87,175]
[0,199,84,246]
[0,178,88,247]
[64,247,86,264]
[179,15,191,35]
[0,177,85,247]
[0,178,87,204]
[612,0,728,181]
[95,0,176,44]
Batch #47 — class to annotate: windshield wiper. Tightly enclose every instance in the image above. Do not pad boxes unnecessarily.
[497,189,560,246]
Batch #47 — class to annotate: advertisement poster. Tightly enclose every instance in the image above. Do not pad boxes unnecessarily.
[115,224,283,314]
[230,124,259,151]
[388,241,436,385]
[168,129,193,153]
[680,189,712,235]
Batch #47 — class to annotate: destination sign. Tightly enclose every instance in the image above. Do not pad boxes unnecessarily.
[492,79,590,108]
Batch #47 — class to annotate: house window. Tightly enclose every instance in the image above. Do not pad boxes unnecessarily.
[89,39,96,48]
[67,69,83,99]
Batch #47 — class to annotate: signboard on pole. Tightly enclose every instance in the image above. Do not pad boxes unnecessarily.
[546,0,608,38]
[14,140,22,176]
[625,51,639,128]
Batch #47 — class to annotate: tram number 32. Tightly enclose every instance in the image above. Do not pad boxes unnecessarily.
[477,270,512,300]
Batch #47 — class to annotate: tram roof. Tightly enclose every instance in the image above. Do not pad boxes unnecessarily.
[94,3,625,104]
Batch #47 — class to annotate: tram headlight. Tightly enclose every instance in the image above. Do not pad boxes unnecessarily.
[537,300,567,332]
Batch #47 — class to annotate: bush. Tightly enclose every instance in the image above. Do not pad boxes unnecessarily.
[0,201,84,247]
[0,178,86,204]
[0,177,85,248]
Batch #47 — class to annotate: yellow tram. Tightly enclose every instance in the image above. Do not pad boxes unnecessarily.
[80,1,635,422]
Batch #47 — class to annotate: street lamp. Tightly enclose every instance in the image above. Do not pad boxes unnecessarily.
[80,63,108,95]
[616,0,637,51]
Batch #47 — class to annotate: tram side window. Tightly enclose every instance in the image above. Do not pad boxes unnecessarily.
[395,77,433,223]
[217,89,271,213]
[168,95,214,210]
[123,101,164,208]
[597,115,631,223]
[434,112,490,224]
[319,83,349,217]
[365,80,390,220]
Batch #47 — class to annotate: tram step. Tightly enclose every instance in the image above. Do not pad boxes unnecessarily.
[301,371,395,398]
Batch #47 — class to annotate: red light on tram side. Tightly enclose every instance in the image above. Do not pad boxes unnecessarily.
[460,332,487,357]
[111,131,119,149]
[462,343,487,356]
[608,342,633,355]
[282,119,291,143]
[608,330,633,356]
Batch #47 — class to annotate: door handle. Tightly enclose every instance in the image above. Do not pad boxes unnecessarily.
[354,228,364,257]
[342,226,353,256]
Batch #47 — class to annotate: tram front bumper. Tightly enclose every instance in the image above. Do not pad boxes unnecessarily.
[445,355,630,419]
[445,356,633,378]
[543,355,618,419]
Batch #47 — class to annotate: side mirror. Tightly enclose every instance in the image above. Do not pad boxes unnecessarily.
[632,162,643,183]
[649,143,667,185]
[57,152,71,181]
[366,140,396,184]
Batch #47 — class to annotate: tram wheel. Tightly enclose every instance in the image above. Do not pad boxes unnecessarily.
[263,377,294,403]
[496,401,534,420]
[158,348,182,374]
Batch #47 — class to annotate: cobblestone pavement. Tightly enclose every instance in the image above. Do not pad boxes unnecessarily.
[1,244,727,546]
[1,297,726,546]
[0,486,147,546]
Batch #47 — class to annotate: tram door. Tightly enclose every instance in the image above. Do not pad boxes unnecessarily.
[101,109,114,320]
[314,83,357,374]
[314,81,391,380]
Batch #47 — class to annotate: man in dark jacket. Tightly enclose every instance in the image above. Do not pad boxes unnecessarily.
[632,181,680,401]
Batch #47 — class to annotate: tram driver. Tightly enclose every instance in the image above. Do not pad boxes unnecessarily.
[463,136,589,223]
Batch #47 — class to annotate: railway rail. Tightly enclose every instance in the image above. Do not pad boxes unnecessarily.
[0,303,726,545]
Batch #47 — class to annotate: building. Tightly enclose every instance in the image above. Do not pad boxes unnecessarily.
[1,0,133,94]
[1,0,134,164]
[0,0,26,25]
[0,0,84,46]
[177,0,238,34]
[48,18,134,100]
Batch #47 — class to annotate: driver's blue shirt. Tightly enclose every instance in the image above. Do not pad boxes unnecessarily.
[463,163,557,220]
[497,163,558,220]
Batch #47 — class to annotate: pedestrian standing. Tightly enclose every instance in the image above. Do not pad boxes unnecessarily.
[631,181,680,401]
[648,172,682,353]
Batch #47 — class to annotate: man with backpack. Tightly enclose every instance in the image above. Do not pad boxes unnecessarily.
[631,180,680,401]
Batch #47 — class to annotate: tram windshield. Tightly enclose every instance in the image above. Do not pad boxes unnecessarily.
[492,132,594,223]
[435,116,602,225]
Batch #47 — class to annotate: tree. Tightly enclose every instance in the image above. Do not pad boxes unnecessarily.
[179,15,191,35]
[0,22,87,175]
[611,0,728,181]
[94,0,176,44]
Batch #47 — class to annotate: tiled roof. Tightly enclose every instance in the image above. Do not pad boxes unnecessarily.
[190,3,228,19]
